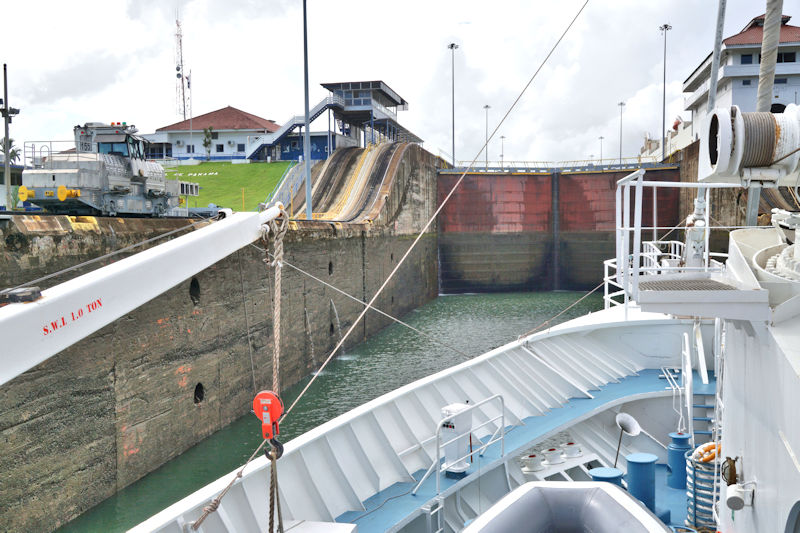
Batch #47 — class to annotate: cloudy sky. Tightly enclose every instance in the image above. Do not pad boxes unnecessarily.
[2,0,796,164]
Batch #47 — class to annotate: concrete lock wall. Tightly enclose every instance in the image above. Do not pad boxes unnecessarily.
[0,144,439,531]
[438,168,682,292]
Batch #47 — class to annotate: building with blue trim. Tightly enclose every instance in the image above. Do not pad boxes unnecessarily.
[144,80,422,163]
[247,80,422,162]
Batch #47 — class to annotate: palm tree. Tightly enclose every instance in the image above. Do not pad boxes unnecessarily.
[202,128,213,161]
[1,137,19,164]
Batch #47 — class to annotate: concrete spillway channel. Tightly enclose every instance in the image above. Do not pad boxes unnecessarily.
[284,142,413,224]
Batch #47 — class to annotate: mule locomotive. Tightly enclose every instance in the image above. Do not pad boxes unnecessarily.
[20,122,198,216]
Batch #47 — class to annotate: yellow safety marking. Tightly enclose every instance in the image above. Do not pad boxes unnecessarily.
[68,216,100,232]
[18,186,32,201]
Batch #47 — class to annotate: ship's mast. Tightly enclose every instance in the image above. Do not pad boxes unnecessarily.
[175,14,187,121]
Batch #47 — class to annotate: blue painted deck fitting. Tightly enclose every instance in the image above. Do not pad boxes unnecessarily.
[655,463,688,526]
[589,467,624,486]
[337,369,712,532]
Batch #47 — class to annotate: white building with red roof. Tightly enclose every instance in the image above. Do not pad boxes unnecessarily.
[685,13,800,134]
[644,13,800,160]
[144,106,279,161]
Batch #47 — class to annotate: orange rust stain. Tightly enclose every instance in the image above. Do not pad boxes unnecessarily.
[192,309,202,315]
[175,364,192,388]
[123,445,140,457]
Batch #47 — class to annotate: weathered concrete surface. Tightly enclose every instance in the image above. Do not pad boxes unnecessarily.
[438,168,681,292]
[0,144,439,532]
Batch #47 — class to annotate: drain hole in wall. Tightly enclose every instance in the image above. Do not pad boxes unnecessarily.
[391,253,394,262]
[189,277,200,305]
[328,261,334,275]
[392,296,395,304]
[194,383,205,404]
[330,323,334,336]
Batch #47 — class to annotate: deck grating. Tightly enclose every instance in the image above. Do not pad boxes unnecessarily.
[639,279,735,291]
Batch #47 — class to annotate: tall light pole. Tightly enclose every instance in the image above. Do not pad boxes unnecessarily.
[302,0,312,220]
[448,43,458,166]
[483,104,490,171]
[2,64,20,211]
[500,135,505,170]
[599,135,604,163]
[618,101,625,166]
[660,23,672,161]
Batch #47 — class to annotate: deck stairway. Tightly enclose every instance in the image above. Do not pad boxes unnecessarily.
[692,388,715,442]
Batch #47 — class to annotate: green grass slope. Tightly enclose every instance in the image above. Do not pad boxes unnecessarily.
[166,161,292,211]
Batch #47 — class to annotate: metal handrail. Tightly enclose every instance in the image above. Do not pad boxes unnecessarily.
[245,95,345,159]
[412,395,505,496]
[454,155,663,170]
[265,161,297,203]
[609,170,745,314]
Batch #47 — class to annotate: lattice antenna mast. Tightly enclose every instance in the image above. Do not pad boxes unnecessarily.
[175,13,187,120]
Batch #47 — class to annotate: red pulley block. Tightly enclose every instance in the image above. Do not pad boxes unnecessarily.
[252,390,284,440]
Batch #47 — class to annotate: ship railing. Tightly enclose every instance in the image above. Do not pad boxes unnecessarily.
[412,394,505,497]
[608,169,741,314]
[424,499,445,533]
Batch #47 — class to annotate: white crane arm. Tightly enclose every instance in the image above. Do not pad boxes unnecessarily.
[0,205,283,387]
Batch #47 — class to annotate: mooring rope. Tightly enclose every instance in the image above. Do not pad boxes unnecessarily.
[248,243,473,360]
[266,209,289,393]
[191,0,591,522]
[9,213,218,291]
[191,208,288,531]
[281,0,592,422]
[517,281,604,339]
[268,447,284,533]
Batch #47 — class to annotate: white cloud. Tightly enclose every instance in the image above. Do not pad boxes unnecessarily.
[1,0,792,162]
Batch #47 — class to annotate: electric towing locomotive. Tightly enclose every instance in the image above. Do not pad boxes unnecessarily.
[19,122,198,217]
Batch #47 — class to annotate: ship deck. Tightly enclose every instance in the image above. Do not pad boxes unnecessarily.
[338,369,712,532]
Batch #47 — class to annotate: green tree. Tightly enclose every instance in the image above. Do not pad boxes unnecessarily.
[1,137,20,164]
[202,127,213,161]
